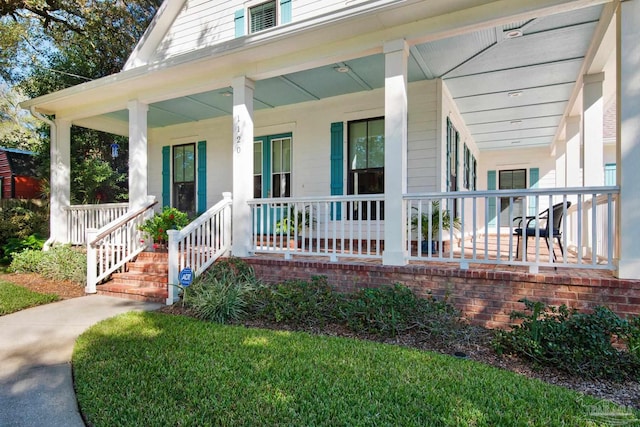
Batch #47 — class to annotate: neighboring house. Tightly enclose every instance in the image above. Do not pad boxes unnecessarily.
[0,147,42,199]
[20,0,640,309]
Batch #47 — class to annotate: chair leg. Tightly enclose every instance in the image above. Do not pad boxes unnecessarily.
[545,237,556,262]
[556,236,564,260]
[516,235,521,260]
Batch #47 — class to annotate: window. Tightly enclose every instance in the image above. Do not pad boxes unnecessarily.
[253,134,292,198]
[463,144,477,191]
[499,169,526,224]
[250,1,276,33]
[348,117,384,219]
[173,144,196,217]
[271,137,291,197]
[605,163,616,186]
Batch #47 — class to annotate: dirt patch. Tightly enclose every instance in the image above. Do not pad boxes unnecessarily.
[0,272,86,299]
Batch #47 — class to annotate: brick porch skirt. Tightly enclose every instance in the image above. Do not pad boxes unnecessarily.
[245,256,640,329]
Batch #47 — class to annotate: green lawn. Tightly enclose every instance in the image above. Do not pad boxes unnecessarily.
[0,281,59,315]
[73,312,638,426]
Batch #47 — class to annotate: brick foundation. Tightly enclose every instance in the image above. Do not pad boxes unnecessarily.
[245,258,640,329]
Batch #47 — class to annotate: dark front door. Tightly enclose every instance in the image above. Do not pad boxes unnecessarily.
[173,143,196,217]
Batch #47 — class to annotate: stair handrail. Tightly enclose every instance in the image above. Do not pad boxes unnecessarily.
[167,192,232,304]
[86,197,158,294]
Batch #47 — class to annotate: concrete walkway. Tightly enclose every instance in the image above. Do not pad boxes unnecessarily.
[0,295,161,427]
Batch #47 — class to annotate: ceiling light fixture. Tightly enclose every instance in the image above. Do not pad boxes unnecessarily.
[508,91,524,98]
[504,29,523,39]
[220,91,232,97]
[335,65,350,73]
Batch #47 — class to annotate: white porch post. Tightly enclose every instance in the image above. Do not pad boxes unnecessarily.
[565,116,581,188]
[582,73,605,186]
[231,76,255,257]
[51,119,71,243]
[128,100,149,210]
[616,0,640,279]
[555,140,566,187]
[382,39,409,266]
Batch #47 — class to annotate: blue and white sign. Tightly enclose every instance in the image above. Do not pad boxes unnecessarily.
[179,267,193,287]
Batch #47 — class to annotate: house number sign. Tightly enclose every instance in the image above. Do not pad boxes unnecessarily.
[235,116,242,153]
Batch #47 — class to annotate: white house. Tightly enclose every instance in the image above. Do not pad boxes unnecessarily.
[21,0,640,302]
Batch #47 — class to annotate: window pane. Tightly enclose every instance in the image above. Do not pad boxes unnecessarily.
[254,176,262,199]
[272,139,282,173]
[174,146,184,182]
[184,145,195,181]
[254,142,262,174]
[349,121,367,170]
[282,138,291,173]
[367,119,385,168]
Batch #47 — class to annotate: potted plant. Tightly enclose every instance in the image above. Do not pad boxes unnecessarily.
[274,204,314,249]
[411,201,461,254]
[139,207,189,251]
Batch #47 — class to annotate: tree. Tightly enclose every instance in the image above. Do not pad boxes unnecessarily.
[6,0,163,203]
[0,83,42,152]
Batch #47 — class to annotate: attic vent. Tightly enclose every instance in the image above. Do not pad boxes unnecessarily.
[250,1,277,33]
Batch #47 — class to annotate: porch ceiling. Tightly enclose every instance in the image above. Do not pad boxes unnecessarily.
[104,4,603,151]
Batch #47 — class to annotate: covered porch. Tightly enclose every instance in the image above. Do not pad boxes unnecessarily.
[20,0,640,312]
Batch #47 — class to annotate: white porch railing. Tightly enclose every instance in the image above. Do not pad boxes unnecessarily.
[248,195,385,261]
[166,193,233,304]
[85,198,157,293]
[66,202,129,245]
[405,187,618,272]
[248,187,618,271]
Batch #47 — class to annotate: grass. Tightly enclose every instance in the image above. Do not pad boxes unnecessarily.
[0,281,59,315]
[73,312,639,426]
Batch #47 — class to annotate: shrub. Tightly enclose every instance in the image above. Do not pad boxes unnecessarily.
[0,201,48,260]
[247,276,342,327]
[1,234,45,264]
[10,245,86,284]
[186,257,259,323]
[493,299,640,380]
[139,207,189,245]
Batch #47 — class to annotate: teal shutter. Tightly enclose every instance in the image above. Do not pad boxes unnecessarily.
[488,170,496,227]
[280,0,292,24]
[528,167,539,216]
[235,9,245,37]
[162,146,171,208]
[197,141,207,214]
[330,122,344,220]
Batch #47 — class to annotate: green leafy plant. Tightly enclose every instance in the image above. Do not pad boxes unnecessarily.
[187,258,260,323]
[493,299,640,380]
[411,200,461,243]
[10,245,87,284]
[274,204,314,236]
[1,234,45,264]
[138,207,189,246]
[247,276,342,327]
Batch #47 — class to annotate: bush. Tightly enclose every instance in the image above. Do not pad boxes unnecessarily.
[1,234,45,264]
[247,276,342,327]
[139,207,189,245]
[0,201,48,260]
[10,245,87,284]
[186,257,259,323]
[493,299,640,380]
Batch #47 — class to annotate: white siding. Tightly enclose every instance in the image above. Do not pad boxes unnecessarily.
[149,0,371,63]
[147,80,443,208]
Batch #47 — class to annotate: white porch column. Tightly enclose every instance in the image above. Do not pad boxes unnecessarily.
[128,100,149,210]
[382,39,409,266]
[616,0,640,279]
[582,73,605,186]
[51,119,71,243]
[231,76,255,257]
[565,116,581,188]
[555,140,566,187]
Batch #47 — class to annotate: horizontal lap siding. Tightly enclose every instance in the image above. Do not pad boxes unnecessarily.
[151,0,237,62]
[292,0,367,21]
[0,152,10,198]
[408,80,438,193]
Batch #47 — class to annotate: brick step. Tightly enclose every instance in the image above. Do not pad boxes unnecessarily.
[126,262,169,274]
[136,251,169,262]
[97,284,167,303]
[111,272,168,288]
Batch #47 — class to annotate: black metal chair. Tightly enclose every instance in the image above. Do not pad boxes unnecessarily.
[513,201,571,261]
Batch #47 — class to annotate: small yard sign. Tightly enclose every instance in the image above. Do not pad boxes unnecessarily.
[179,267,193,287]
